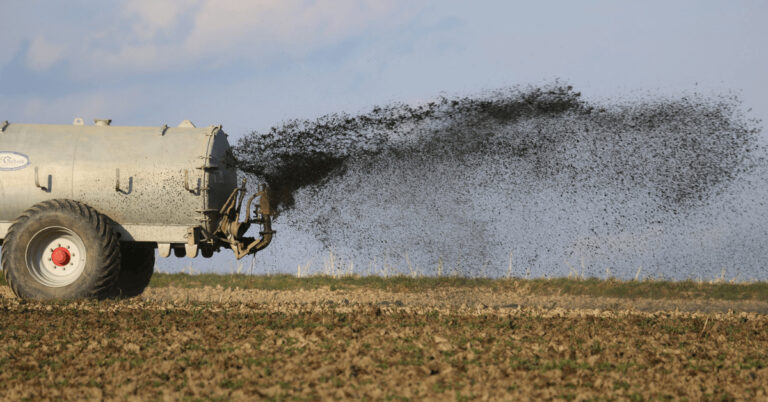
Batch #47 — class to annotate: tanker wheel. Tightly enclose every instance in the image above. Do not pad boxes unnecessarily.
[1,199,121,300]
[109,244,155,298]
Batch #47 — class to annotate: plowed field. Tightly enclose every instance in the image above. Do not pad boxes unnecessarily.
[1,282,767,400]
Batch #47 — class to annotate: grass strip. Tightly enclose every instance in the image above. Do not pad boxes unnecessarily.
[147,273,768,301]
[1,272,764,301]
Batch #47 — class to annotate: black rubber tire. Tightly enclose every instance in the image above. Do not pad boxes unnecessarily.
[1,199,121,300]
[173,247,186,258]
[110,244,155,298]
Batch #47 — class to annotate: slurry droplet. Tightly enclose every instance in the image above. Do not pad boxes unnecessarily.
[234,84,764,279]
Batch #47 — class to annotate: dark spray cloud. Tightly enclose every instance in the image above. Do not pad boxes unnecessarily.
[233,84,763,279]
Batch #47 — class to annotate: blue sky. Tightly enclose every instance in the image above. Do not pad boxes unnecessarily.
[2,1,766,132]
[2,1,767,274]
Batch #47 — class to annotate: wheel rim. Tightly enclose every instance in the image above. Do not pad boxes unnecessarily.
[25,226,87,287]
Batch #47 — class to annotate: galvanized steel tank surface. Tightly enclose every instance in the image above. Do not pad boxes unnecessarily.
[0,121,238,238]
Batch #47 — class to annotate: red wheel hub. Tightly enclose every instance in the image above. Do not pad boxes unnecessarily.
[51,247,71,267]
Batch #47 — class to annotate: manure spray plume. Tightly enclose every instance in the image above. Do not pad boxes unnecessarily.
[234,84,765,280]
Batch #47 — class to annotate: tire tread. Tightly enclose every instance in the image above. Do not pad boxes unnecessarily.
[2,199,121,299]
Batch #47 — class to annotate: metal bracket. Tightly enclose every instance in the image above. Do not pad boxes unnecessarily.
[0,121,8,133]
[196,209,217,224]
[184,227,199,258]
[186,227,199,244]
[206,125,222,136]
[185,244,199,258]
[34,167,48,191]
[160,124,169,136]
[183,170,195,192]
[158,243,171,258]
[196,155,218,170]
[115,168,121,192]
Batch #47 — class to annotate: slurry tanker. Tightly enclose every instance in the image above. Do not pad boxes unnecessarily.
[0,119,273,299]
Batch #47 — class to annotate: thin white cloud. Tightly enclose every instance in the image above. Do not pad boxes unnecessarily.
[182,0,405,58]
[121,0,197,41]
[3,1,418,77]
[25,36,67,71]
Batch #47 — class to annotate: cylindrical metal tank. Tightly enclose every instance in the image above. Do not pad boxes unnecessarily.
[0,121,237,242]
[1,119,273,300]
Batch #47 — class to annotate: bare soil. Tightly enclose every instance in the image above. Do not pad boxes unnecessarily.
[1,285,767,400]
[141,283,768,314]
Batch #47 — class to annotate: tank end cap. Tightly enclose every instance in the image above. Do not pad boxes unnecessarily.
[178,120,196,128]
